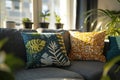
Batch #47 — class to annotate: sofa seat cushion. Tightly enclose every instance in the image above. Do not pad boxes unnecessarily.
[15,67,84,80]
[63,61,105,80]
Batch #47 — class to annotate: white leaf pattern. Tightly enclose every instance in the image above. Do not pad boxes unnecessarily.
[41,53,53,66]
[47,41,70,66]
[45,34,52,38]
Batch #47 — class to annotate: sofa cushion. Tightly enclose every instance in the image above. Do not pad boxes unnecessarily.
[21,32,70,68]
[106,36,120,61]
[37,28,71,54]
[68,31,106,62]
[63,61,105,80]
[15,67,84,80]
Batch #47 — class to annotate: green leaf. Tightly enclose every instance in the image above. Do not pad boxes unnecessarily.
[40,10,50,22]
[0,38,8,49]
[22,18,31,23]
[5,54,25,72]
[101,56,120,80]
[0,70,15,80]
[101,75,111,80]
[83,9,120,37]
[117,0,120,3]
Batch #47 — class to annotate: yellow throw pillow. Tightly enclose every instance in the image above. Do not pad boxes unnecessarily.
[68,31,106,62]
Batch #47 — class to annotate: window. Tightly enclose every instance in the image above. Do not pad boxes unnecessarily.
[6,0,20,10]
[0,0,76,29]
[0,0,33,29]
[13,0,20,10]
[6,0,12,9]
[41,0,76,29]
[41,0,60,29]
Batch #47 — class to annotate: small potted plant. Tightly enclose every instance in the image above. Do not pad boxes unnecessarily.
[55,13,64,29]
[22,18,33,29]
[39,10,50,28]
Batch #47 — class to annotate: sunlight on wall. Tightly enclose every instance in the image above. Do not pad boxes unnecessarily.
[0,0,6,28]
[49,0,55,29]
[60,0,68,29]
[98,0,120,10]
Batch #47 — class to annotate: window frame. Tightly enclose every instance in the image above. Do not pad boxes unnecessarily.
[0,0,76,29]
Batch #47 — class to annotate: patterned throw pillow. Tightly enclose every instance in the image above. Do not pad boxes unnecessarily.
[68,31,106,62]
[106,36,120,61]
[21,33,70,68]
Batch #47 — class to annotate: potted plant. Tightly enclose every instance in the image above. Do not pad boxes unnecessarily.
[6,21,16,29]
[39,10,50,28]
[83,9,120,38]
[22,18,33,29]
[55,13,64,29]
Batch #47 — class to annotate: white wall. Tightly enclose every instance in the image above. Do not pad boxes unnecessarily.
[98,0,120,10]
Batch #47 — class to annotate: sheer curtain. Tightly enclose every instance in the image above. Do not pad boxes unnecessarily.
[0,0,6,28]
[60,0,76,30]
[46,0,77,30]
[0,0,33,29]
[49,0,56,29]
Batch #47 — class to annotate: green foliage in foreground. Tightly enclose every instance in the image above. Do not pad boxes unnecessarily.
[0,38,24,80]
[101,56,120,80]
[0,70,15,80]
[5,54,25,72]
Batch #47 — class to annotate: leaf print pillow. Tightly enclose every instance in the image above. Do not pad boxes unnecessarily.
[21,33,70,68]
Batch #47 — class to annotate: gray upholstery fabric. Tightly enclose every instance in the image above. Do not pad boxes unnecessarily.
[108,65,120,80]
[63,61,105,80]
[0,28,26,61]
[0,28,37,62]
[19,29,37,33]
[15,67,84,80]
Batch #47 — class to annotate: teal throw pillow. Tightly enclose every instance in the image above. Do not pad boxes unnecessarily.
[106,36,120,61]
[21,33,70,68]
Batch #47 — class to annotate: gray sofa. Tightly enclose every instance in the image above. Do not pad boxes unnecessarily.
[0,28,119,80]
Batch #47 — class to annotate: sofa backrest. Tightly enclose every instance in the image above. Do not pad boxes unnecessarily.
[0,28,37,62]
[0,28,109,62]
[0,28,26,61]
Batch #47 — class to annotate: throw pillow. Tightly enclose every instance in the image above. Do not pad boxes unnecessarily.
[37,29,71,54]
[106,36,120,61]
[21,33,70,68]
[68,31,106,62]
